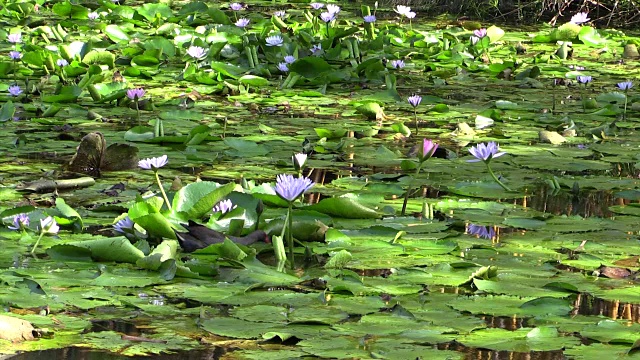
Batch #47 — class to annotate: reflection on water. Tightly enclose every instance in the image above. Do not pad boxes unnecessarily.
[573,293,640,323]
[439,342,566,360]
[6,348,222,360]
[518,186,620,218]
[88,320,140,336]
[480,315,528,330]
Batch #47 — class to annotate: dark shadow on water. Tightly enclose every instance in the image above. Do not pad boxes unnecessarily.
[7,348,223,360]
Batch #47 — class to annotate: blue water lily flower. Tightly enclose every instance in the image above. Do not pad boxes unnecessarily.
[274,174,315,202]
[468,142,506,163]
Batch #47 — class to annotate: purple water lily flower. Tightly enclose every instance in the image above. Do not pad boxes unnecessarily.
[570,12,590,24]
[617,81,633,91]
[274,174,315,202]
[473,28,487,38]
[229,2,243,11]
[56,59,69,67]
[8,214,29,231]
[113,216,135,234]
[277,62,289,72]
[320,12,335,22]
[417,139,438,163]
[88,12,99,20]
[7,33,22,44]
[138,155,168,170]
[39,216,59,235]
[310,44,322,55]
[394,5,411,16]
[391,59,405,69]
[265,35,284,47]
[235,18,250,28]
[274,10,286,18]
[213,199,237,214]
[467,224,496,240]
[363,15,376,23]
[576,75,592,84]
[9,51,22,60]
[467,142,506,163]
[408,95,422,108]
[310,2,324,9]
[8,85,22,96]
[127,88,145,100]
[186,46,207,59]
[326,4,340,14]
[284,55,296,64]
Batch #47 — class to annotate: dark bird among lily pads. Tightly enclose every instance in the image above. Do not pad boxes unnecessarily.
[175,220,269,253]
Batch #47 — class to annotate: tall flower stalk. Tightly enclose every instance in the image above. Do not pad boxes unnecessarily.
[617,81,633,121]
[138,155,172,210]
[576,75,592,112]
[401,139,438,216]
[127,88,145,120]
[467,142,512,192]
[273,174,314,268]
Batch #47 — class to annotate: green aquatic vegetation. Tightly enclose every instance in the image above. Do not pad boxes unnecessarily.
[2,1,640,358]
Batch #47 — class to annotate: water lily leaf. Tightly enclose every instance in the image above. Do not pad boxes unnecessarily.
[210,61,243,79]
[56,236,145,263]
[495,100,518,110]
[486,25,505,42]
[129,200,176,239]
[52,1,88,19]
[172,181,235,220]
[307,195,381,219]
[41,85,82,103]
[239,75,269,87]
[200,317,278,339]
[104,24,130,43]
[578,26,608,47]
[52,198,83,230]
[137,3,172,21]
[224,138,269,157]
[82,51,115,68]
[0,100,15,122]
[289,57,332,79]
[136,240,178,271]
[355,102,385,120]
[144,37,176,57]
[124,126,155,142]
[325,250,353,269]
[581,320,640,344]
[131,55,160,67]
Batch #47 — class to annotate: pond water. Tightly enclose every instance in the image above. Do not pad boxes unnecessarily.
[1,1,640,359]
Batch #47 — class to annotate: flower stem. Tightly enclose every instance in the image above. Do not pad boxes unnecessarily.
[401,162,423,216]
[623,90,628,121]
[135,98,140,120]
[413,108,418,134]
[326,22,330,38]
[30,232,45,255]
[287,202,294,269]
[155,171,172,211]
[486,163,512,192]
